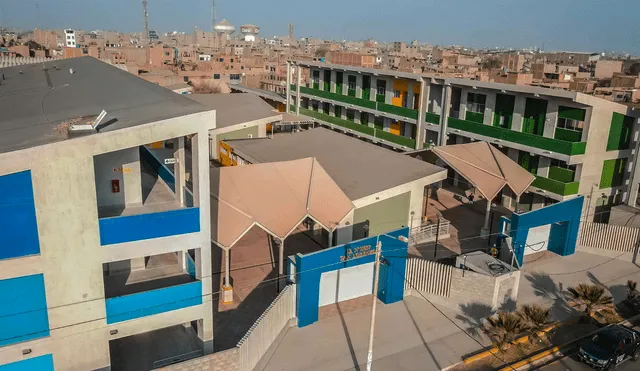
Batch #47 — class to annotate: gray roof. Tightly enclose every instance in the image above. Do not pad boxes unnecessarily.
[187,93,281,129]
[230,84,286,103]
[0,56,208,154]
[225,127,445,200]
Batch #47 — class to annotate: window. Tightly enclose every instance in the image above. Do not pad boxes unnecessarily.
[213,74,221,79]
[557,117,583,132]
[550,159,577,173]
[67,35,72,40]
[231,59,234,63]
[348,75,356,90]
[466,93,486,114]
[376,81,386,96]
[394,90,401,98]
[183,77,189,82]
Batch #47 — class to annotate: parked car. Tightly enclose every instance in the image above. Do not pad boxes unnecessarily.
[578,325,640,370]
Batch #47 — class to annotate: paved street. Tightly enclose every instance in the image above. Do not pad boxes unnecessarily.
[254,295,492,371]
[539,349,639,370]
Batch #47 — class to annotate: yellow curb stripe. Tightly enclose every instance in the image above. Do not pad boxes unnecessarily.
[463,324,558,364]
[497,346,564,371]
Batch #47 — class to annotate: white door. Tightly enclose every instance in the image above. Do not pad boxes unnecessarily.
[318,262,374,306]
[524,224,551,256]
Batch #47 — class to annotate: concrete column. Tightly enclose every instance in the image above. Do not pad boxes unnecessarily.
[537,156,550,178]
[286,62,291,113]
[224,248,230,286]
[370,76,378,101]
[407,81,415,109]
[383,117,391,132]
[174,137,186,206]
[335,211,354,245]
[385,77,394,104]
[355,111,361,124]
[512,95,526,132]
[404,122,413,138]
[318,68,324,90]
[340,106,346,120]
[329,103,335,117]
[543,100,559,138]
[459,88,468,120]
[342,72,349,95]
[330,70,337,93]
[197,316,214,355]
[356,74,363,98]
[484,92,496,126]
[130,257,146,271]
[122,148,143,206]
[296,64,301,116]
[438,84,451,146]
[328,230,334,248]
[415,79,428,149]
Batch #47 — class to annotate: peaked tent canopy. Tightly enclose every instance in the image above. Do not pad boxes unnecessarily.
[431,141,535,201]
[210,158,354,249]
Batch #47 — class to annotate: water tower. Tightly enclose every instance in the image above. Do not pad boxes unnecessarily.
[214,19,235,46]
[240,24,260,42]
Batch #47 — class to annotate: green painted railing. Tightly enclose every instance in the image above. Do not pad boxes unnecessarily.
[376,94,386,103]
[532,176,580,196]
[377,103,419,120]
[548,166,575,183]
[425,112,440,124]
[554,128,582,143]
[348,89,356,97]
[300,87,377,109]
[447,118,587,156]
[299,108,416,148]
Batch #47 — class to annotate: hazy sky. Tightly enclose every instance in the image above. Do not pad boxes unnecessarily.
[2,0,639,54]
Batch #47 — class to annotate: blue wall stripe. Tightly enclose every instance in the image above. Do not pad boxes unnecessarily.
[0,170,40,260]
[0,274,50,347]
[294,228,409,327]
[99,207,200,245]
[105,281,202,324]
[506,196,583,265]
[139,146,176,192]
[0,355,54,371]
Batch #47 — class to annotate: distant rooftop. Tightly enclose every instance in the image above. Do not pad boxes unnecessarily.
[225,127,446,200]
[0,57,208,154]
[186,93,281,128]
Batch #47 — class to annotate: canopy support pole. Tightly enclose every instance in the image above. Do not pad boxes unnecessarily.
[481,199,492,239]
[278,238,284,292]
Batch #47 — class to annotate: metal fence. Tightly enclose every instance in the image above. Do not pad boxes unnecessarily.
[405,257,453,297]
[237,284,297,371]
[409,219,451,245]
[579,222,640,253]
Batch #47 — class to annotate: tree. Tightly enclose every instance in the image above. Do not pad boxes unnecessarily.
[629,63,640,76]
[567,283,614,322]
[482,58,502,70]
[627,280,638,301]
[483,311,526,351]
[518,304,551,344]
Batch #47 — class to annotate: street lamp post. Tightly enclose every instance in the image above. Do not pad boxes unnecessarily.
[487,203,497,247]
[366,233,409,371]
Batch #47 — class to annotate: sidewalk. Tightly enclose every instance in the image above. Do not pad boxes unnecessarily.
[254,295,491,371]
[517,250,640,322]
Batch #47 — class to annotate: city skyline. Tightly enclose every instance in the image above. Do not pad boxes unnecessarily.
[1,0,639,54]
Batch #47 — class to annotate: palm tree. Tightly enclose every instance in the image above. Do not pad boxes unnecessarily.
[518,304,551,343]
[627,280,638,301]
[483,311,526,351]
[567,283,614,322]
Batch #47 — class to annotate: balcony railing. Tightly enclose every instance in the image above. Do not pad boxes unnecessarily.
[425,112,440,124]
[377,103,419,120]
[99,207,200,245]
[531,176,580,196]
[554,128,583,143]
[300,108,416,148]
[447,117,587,156]
[105,281,202,324]
[299,86,376,109]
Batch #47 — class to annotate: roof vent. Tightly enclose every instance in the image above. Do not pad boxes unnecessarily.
[69,68,74,74]
[66,111,107,138]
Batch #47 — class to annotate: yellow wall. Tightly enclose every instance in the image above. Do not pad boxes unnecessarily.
[390,122,402,135]
[218,141,237,167]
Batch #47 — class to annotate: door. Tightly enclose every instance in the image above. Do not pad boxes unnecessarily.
[318,263,375,306]
[390,122,402,135]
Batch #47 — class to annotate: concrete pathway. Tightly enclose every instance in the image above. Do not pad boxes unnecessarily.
[254,295,491,371]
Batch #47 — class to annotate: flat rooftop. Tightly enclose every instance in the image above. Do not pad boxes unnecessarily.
[0,57,208,154]
[225,127,446,200]
[186,93,282,128]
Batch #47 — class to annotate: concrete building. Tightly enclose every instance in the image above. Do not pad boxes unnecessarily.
[595,60,624,79]
[64,29,76,48]
[284,61,640,219]
[0,57,215,370]
[221,128,447,234]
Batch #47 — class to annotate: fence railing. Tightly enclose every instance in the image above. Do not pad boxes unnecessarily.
[237,284,296,371]
[579,222,640,253]
[409,220,451,245]
[405,257,453,297]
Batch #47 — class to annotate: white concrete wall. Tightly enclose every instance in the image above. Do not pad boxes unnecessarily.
[0,111,216,370]
[93,147,142,208]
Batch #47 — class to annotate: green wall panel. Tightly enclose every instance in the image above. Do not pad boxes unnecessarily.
[465,111,484,124]
[353,192,411,236]
[217,126,260,141]
[548,166,575,183]
[607,112,634,151]
[600,158,627,189]
[554,128,582,142]
[523,98,547,136]
[558,106,586,121]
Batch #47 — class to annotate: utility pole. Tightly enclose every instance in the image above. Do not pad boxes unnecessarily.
[288,24,294,60]
[142,0,149,41]
[212,0,216,33]
[366,239,382,371]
